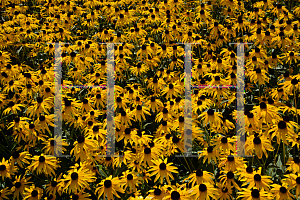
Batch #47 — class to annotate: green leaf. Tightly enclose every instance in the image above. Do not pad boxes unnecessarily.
[97,165,108,178]
[143,122,153,129]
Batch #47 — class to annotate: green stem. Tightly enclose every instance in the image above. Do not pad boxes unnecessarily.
[183,156,192,173]
[211,161,216,184]
[274,142,280,164]
[178,157,190,173]
[256,156,263,167]
[283,142,286,171]
[294,88,298,132]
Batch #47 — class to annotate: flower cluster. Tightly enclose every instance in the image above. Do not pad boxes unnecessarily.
[0,0,300,199]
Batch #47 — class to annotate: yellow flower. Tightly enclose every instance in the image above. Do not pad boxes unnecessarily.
[269,119,296,145]
[199,140,220,162]
[219,170,242,192]
[11,175,32,200]
[218,155,246,171]
[148,158,178,185]
[0,158,12,181]
[71,135,98,161]
[96,175,125,200]
[61,166,96,194]
[238,187,272,200]
[3,101,24,115]
[0,187,11,200]
[271,183,293,200]
[121,170,142,193]
[184,169,214,187]
[24,185,43,200]
[244,167,273,191]
[199,109,223,129]
[10,150,31,168]
[69,191,91,200]
[28,154,60,176]
[132,105,151,122]
[245,134,274,159]
[45,173,63,196]
[190,182,218,200]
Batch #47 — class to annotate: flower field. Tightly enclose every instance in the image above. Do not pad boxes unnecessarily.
[1,0,300,199]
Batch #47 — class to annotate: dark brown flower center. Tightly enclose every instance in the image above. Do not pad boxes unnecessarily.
[221,137,227,143]
[15,182,21,188]
[154,188,162,195]
[278,121,286,129]
[12,151,20,159]
[51,181,58,187]
[207,109,214,115]
[77,136,85,143]
[127,174,133,180]
[280,186,287,193]
[251,189,260,198]
[227,171,234,179]
[31,190,38,197]
[199,184,207,192]
[0,165,6,171]
[196,169,203,176]
[207,146,213,153]
[104,180,112,188]
[253,137,261,144]
[171,191,180,200]
[144,148,151,154]
[71,172,78,180]
[159,163,166,170]
[39,156,45,162]
[227,155,234,161]
[254,174,261,181]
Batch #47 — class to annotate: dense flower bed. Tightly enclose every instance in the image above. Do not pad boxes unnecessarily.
[1,0,300,199]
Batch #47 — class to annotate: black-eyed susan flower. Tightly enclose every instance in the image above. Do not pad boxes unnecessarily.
[253,102,280,124]
[24,185,43,200]
[271,183,293,200]
[282,173,300,198]
[95,175,125,200]
[219,170,241,192]
[162,82,181,100]
[28,154,60,176]
[190,182,218,200]
[199,109,223,129]
[198,146,220,164]
[246,134,274,159]
[286,156,300,173]
[69,191,91,200]
[212,135,236,154]
[148,158,178,185]
[0,157,12,180]
[3,101,24,115]
[184,169,214,187]
[10,150,31,168]
[42,135,68,158]
[244,168,273,191]
[132,105,151,122]
[147,186,166,200]
[0,187,11,200]
[219,155,246,172]
[269,119,296,145]
[248,68,270,85]
[162,187,191,200]
[238,188,272,200]
[11,175,32,200]
[121,170,142,193]
[62,166,96,194]
[217,183,233,200]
